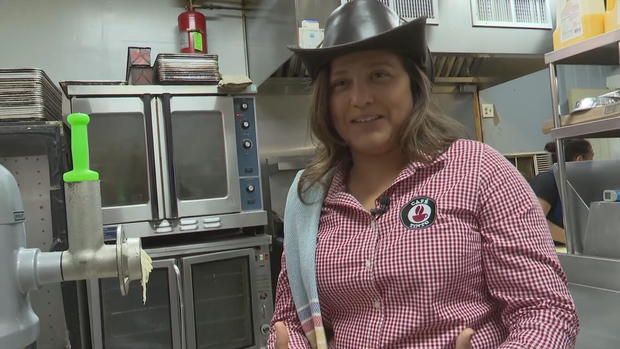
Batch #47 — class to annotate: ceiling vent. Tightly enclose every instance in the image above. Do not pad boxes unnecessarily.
[341,0,439,24]
[471,0,552,29]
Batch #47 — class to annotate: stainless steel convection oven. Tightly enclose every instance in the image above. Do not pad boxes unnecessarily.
[64,84,273,348]
[87,235,273,349]
[65,84,266,238]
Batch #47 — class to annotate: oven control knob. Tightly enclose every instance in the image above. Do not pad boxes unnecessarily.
[241,120,250,129]
[241,102,249,110]
[246,185,255,193]
[260,324,270,335]
[242,139,253,149]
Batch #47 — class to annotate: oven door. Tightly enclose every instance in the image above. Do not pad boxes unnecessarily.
[159,95,241,218]
[71,96,162,224]
[182,248,262,349]
[87,258,183,349]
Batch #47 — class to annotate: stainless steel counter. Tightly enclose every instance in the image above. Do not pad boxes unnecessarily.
[558,253,620,348]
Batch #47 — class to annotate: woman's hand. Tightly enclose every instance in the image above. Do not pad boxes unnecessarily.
[456,328,475,349]
[274,321,289,349]
[273,321,473,349]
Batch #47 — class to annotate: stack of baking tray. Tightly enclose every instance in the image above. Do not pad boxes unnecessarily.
[154,53,221,84]
[0,68,62,121]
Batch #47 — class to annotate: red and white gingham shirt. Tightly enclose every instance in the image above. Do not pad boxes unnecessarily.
[269,139,579,348]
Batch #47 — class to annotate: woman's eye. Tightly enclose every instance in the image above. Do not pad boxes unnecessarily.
[331,80,348,89]
[372,71,389,79]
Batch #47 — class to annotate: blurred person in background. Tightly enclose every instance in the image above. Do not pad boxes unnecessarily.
[530,139,594,244]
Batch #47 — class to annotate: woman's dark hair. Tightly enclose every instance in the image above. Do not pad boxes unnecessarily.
[545,139,592,162]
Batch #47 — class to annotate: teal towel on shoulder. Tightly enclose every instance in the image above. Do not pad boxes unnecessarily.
[283,170,329,348]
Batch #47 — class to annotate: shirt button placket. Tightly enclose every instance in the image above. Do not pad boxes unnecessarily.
[368,214,383,347]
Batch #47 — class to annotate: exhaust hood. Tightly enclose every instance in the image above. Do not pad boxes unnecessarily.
[237,0,552,89]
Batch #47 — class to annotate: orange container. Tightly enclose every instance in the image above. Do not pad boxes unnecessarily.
[553,0,605,50]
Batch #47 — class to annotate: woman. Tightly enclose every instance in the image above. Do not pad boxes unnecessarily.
[269,1,579,348]
[530,139,594,244]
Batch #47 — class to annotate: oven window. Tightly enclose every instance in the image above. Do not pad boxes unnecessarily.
[100,268,173,349]
[89,112,149,206]
[191,257,254,348]
[171,110,228,200]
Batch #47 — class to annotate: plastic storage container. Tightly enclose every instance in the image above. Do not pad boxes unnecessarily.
[605,0,620,32]
[553,0,605,50]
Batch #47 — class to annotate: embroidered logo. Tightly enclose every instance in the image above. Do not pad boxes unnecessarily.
[400,197,436,229]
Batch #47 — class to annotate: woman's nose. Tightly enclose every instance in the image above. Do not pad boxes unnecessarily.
[350,81,374,108]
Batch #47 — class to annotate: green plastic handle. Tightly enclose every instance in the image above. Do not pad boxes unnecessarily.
[63,113,100,182]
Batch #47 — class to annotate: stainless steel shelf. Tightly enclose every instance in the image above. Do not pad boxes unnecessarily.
[544,29,620,65]
[191,0,258,8]
[550,115,620,139]
[65,84,257,97]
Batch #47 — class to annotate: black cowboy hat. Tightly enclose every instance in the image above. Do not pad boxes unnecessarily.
[288,0,431,79]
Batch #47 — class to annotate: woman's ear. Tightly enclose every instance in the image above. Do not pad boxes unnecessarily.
[575,155,584,161]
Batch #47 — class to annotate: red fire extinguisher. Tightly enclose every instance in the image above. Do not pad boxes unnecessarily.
[178,9,207,53]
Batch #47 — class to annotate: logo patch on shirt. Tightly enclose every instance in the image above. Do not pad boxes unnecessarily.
[400,197,436,229]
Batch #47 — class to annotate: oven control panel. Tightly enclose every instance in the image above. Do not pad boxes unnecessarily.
[234,97,262,211]
[255,244,274,344]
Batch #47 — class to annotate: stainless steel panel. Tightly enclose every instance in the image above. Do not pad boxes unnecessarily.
[569,284,620,349]
[66,84,257,97]
[87,277,104,349]
[558,254,620,292]
[559,254,620,348]
[166,96,242,217]
[245,0,297,86]
[295,0,341,24]
[584,202,620,259]
[245,0,342,85]
[182,249,260,349]
[88,259,181,349]
[152,97,165,220]
[432,93,477,139]
[71,97,156,224]
[146,234,271,259]
[558,159,620,254]
[156,98,173,220]
[118,211,267,238]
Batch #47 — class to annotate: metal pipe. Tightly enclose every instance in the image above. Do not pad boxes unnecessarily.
[548,63,577,254]
[194,4,246,11]
[16,249,63,293]
[65,181,104,259]
[61,247,118,281]
[241,2,250,77]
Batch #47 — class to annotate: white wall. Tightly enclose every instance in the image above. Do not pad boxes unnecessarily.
[0,0,247,84]
[480,69,553,154]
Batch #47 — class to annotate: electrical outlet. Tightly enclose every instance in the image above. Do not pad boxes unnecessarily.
[481,104,494,118]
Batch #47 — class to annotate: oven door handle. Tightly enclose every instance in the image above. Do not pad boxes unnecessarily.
[172,263,186,349]
[161,93,179,218]
[142,94,160,220]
